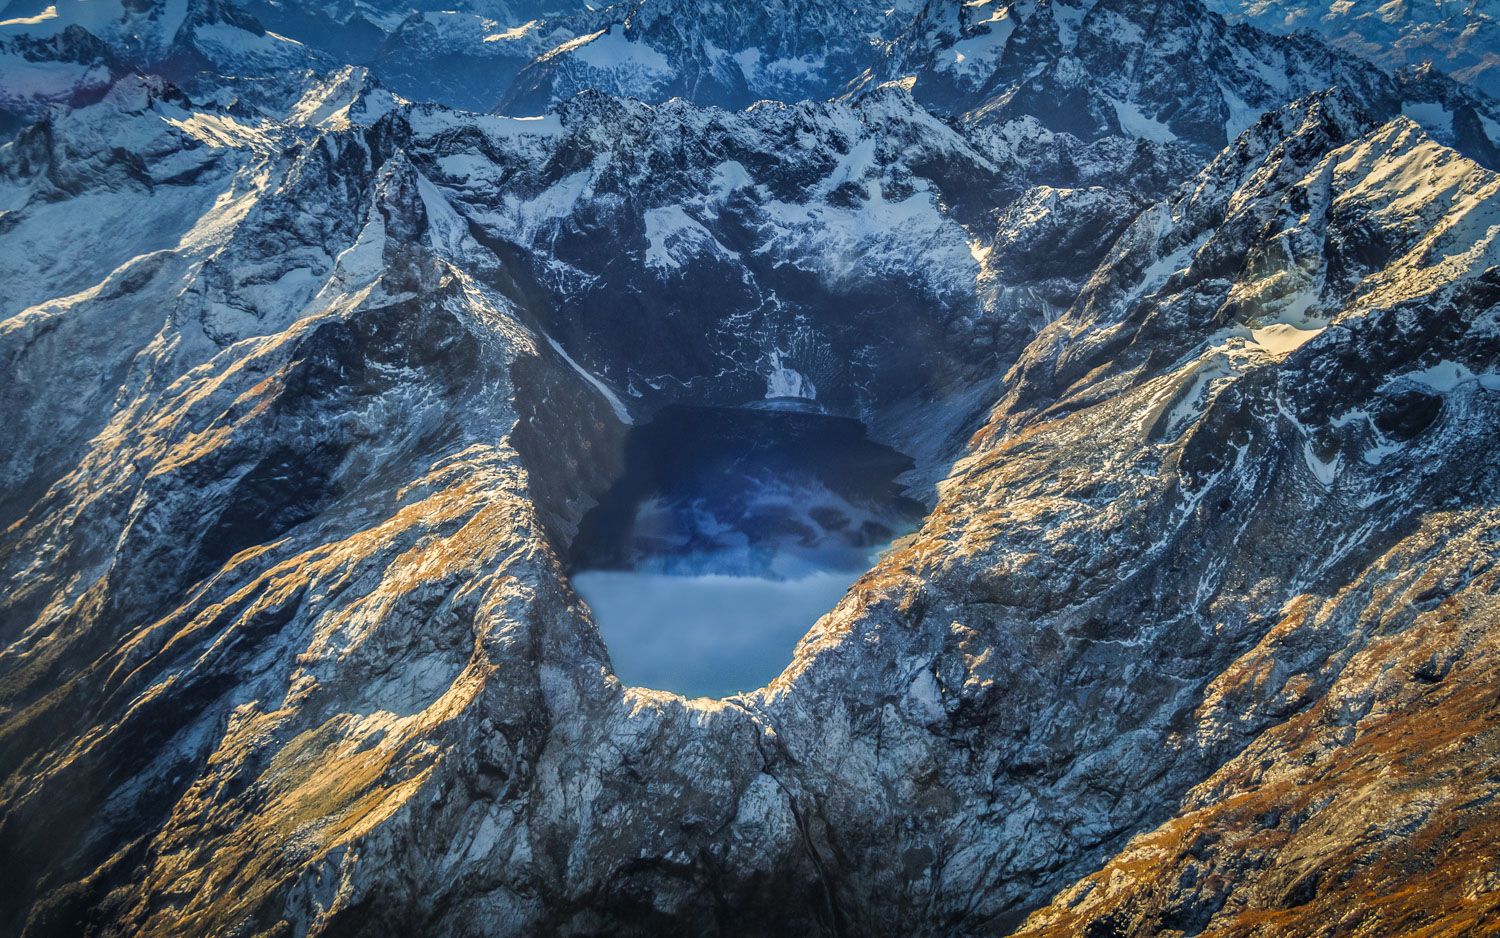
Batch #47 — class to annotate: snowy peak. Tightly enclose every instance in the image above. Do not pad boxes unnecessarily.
[497,0,924,115]
[1207,0,1500,99]
[1315,116,1500,313]
[1004,89,1498,435]
[888,0,1500,167]
[0,0,326,128]
[8,0,1497,177]
[0,0,288,63]
[0,23,127,133]
[282,65,404,130]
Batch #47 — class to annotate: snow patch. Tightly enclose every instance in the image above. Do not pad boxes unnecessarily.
[905,669,945,722]
[1053,1,1086,47]
[1362,440,1404,466]
[1400,360,1500,393]
[1220,83,1259,141]
[1109,96,1178,143]
[497,169,592,243]
[415,173,470,257]
[1164,355,1237,438]
[332,209,388,286]
[569,24,671,78]
[1249,323,1324,356]
[546,335,633,425]
[1136,234,1204,297]
[642,205,734,270]
[936,15,1015,86]
[758,187,973,296]
[1302,439,1340,487]
[485,20,539,42]
[708,160,753,205]
[408,109,562,141]
[765,350,815,400]
[734,46,826,86]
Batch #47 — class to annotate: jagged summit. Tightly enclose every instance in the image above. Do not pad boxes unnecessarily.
[0,0,328,129]
[7,0,1500,167]
[1208,0,1500,99]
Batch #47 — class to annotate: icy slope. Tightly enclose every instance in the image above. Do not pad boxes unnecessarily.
[482,0,1500,168]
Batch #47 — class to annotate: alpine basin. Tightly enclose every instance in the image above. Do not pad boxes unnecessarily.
[569,404,926,698]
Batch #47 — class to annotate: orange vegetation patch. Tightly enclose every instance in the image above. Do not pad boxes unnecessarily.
[1013,592,1500,938]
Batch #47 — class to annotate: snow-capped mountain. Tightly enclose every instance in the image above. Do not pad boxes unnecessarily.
[892,0,1500,158]
[490,0,1500,165]
[1,0,1498,935]
[497,0,929,114]
[6,0,1500,164]
[0,23,123,135]
[388,84,1195,417]
[0,0,327,128]
[1207,0,1500,99]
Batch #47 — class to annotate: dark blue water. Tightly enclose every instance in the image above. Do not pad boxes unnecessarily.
[569,405,925,698]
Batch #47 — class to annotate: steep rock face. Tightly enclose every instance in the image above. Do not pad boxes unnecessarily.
[1012,519,1500,935]
[0,79,632,936]
[949,89,1500,933]
[0,76,274,523]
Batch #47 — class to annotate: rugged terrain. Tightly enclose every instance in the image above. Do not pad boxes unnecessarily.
[1,0,1498,935]
[1209,0,1500,100]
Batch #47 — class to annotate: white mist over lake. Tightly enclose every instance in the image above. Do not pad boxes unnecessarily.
[573,567,859,699]
[568,405,924,700]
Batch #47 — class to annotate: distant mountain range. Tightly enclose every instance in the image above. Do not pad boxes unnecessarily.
[1207,0,1500,98]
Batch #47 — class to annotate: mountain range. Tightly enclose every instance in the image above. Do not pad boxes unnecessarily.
[1,0,1497,935]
